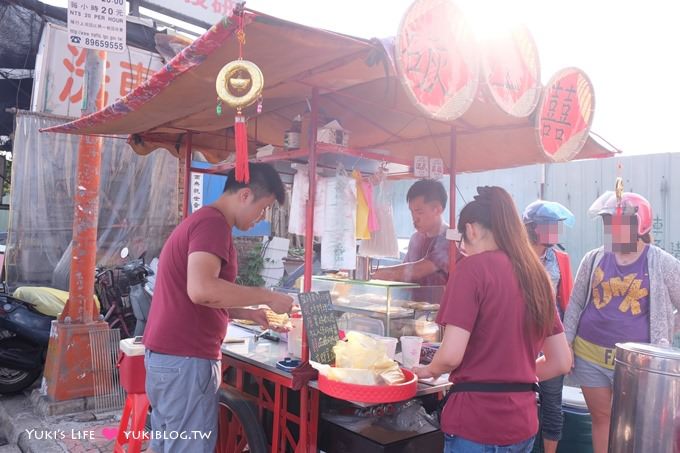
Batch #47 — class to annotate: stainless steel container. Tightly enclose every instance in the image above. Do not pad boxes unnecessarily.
[609,342,680,453]
[354,256,371,281]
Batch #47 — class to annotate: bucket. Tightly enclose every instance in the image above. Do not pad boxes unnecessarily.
[609,342,680,452]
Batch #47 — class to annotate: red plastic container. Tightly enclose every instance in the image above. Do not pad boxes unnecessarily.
[317,368,417,403]
[118,338,146,394]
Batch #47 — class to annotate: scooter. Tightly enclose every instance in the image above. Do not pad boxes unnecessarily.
[0,258,154,394]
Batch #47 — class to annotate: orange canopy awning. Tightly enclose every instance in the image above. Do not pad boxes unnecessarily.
[44,9,616,173]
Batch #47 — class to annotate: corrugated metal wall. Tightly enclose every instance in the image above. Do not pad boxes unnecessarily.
[388,152,680,274]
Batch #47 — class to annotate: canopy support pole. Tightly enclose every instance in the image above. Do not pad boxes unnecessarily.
[449,126,458,277]
[44,49,109,401]
[298,87,319,453]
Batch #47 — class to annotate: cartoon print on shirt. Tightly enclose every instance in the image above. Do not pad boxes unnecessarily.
[591,267,649,315]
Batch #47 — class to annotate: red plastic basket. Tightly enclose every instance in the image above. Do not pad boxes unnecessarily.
[317,368,417,403]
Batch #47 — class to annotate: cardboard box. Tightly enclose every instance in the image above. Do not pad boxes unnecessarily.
[317,120,350,147]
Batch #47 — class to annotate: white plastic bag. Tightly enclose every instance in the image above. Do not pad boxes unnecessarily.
[358,182,399,258]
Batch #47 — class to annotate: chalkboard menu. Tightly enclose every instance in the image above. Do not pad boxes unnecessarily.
[297,291,339,365]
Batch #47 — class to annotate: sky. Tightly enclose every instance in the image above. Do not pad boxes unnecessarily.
[40,0,680,156]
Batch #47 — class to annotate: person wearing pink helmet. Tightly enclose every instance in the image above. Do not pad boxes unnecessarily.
[563,190,680,453]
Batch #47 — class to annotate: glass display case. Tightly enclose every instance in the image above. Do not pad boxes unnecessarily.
[311,276,444,341]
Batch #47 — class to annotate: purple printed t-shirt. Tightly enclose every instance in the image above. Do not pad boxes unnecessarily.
[403,224,450,286]
[577,246,651,348]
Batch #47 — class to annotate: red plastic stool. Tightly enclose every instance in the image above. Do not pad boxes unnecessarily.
[113,393,150,453]
[114,339,149,453]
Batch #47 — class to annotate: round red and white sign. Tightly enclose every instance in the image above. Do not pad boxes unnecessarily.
[536,68,595,162]
[396,0,479,122]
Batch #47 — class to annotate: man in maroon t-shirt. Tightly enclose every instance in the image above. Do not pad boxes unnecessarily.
[144,163,293,453]
[372,179,450,286]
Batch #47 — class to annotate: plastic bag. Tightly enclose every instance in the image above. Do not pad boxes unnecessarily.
[358,181,399,258]
[321,169,357,270]
[311,331,405,384]
[13,286,100,317]
[334,331,393,369]
[376,399,439,432]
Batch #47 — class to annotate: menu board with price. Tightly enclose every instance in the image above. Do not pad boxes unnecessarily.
[68,0,126,53]
[297,291,340,365]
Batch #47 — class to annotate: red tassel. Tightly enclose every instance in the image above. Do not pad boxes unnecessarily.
[234,114,249,182]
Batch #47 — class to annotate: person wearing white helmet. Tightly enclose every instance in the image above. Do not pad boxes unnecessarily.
[523,200,575,453]
[563,190,680,453]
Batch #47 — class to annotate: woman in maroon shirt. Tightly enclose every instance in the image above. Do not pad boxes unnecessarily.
[414,186,572,452]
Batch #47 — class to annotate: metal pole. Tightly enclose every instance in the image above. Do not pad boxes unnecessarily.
[61,49,107,323]
[129,0,141,16]
[299,87,319,452]
[448,126,457,277]
[44,49,111,401]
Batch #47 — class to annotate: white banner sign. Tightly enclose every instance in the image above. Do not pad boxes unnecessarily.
[67,0,126,53]
[413,155,429,178]
[429,158,444,179]
[190,173,204,212]
[144,0,236,26]
[32,23,164,117]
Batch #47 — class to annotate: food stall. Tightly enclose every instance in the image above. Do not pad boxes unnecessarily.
[44,0,614,451]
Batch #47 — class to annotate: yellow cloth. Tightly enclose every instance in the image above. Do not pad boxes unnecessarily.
[573,336,616,370]
[13,286,101,317]
[353,170,371,240]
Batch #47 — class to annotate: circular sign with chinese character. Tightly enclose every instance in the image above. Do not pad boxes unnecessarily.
[480,26,540,118]
[536,68,595,162]
[395,0,479,122]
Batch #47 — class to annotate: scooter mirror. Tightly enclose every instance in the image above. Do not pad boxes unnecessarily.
[120,247,129,259]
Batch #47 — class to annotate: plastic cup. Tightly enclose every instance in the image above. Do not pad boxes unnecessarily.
[376,337,398,360]
[400,336,423,368]
[287,317,303,358]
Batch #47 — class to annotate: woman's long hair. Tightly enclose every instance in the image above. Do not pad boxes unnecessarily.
[458,187,555,338]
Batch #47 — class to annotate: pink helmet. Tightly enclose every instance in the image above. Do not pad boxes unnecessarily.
[588,191,653,236]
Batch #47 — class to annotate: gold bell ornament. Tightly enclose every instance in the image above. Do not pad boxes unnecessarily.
[215,12,263,182]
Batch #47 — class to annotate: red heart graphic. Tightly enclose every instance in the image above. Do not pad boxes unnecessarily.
[101,427,118,440]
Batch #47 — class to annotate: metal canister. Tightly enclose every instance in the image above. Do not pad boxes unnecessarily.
[609,342,680,452]
[354,256,371,281]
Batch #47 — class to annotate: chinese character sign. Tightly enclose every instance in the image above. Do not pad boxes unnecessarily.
[536,68,594,162]
[190,173,204,213]
[652,216,664,250]
[396,0,479,121]
[429,158,444,179]
[481,26,540,118]
[33,24,164,117]
[143,0,236,25]
[67,0,126,53]
[414,156,429,178]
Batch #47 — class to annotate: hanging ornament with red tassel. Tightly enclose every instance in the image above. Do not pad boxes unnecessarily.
[215,11,264,182]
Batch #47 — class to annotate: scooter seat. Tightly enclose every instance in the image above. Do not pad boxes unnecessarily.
[12,287,100,317]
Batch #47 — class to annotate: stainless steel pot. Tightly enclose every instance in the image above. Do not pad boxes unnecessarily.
[609,342,680,452]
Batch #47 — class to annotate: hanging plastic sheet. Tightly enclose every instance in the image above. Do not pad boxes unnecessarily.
[7,111,179,289]
[287,164,325,237]
[353,170,371,240]
[358,181,399,258]
[321,170,357,270]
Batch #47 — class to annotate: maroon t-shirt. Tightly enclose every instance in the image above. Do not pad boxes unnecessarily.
[438,250,563,445]
[144,207,237,360]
